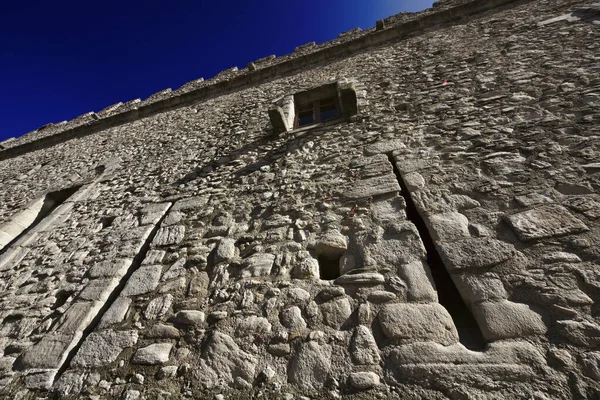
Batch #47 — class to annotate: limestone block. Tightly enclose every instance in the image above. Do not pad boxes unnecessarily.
[139,202,171,226]
[364,139,406,156]
[78,278,119,302]
[351,325,380,365]
[556,320,600,347]
[143,294,173,320]
[240,253,275,278]
[397,260,438,302]
[121,265,163,296]
[214,238,236,264]
[378,303,458,345]
[427,212,470,242]
[288,341,332,390]
[88,258,132,279]
[438,237,516,271]
[344,174,400,199]
[268,106,289,133]
[315,230,347,257]
[388,340,546,366]
[505,205,588,241]
[197,331,257,388]
[161,257,187,281]
[403,171,426,191]
[473,300,547,341]
[320,297,352,329]
[132,343,173,365]
[280,306,307,331]
[335,272,385,285]
[236,316,272,337]
[293,254,319,279]
[173,310,206,326]
[147,324,180,339]
[72,330,138,367]
[98,297,132,328]
[152,225,185,246]
[453,275,507,304]
[53,301,99,334]
[348,372,379,390]
[16,333,73,369]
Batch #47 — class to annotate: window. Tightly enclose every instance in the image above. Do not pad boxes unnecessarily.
[295,96,341,128]
[268,79,358,134]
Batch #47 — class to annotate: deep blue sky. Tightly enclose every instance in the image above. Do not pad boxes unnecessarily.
[0,0,433,142]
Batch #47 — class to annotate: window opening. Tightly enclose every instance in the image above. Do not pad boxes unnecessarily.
[295,96,340,128]
[318,254,342,280]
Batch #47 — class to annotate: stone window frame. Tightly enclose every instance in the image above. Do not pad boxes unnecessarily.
[269,79,359,134]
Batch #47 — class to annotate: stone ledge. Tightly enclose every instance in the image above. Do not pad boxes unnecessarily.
[0,0,531,161]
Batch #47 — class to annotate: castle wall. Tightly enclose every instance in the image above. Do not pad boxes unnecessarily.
[0,0,598,398]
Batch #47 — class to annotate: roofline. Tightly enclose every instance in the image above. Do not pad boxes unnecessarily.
[0,0,531,161]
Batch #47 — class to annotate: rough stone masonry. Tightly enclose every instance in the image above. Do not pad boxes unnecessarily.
[0,0,599,398]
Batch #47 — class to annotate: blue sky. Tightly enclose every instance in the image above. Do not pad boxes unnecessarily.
[0,0,433,142]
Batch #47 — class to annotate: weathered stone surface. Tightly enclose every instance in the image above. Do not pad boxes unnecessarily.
[121,265,162,296]
[1,0,599,397]
[438,238,516,271]
[72,330,138,367]
[397,260,437,302]
[505,205,589,241]
[173,310,206,326]
[344,174,400,199]
[335,272,385,285]
[473,300,547,341]
[16,333,72,369]
[196,331,257,388]
[215,238,236,263]
[240,253,275,278]
[280,306,307,331]
[132,343,173,365]
[427,212,470,242]
[379,303,459,345]
[152,225,186,246]
[351,325,380,365]
[143,294,173,320]
[348,372,379,390]
[236,316,272,337]
[288,341,332,390]
[320,297,352,328]
[98,297,132,328]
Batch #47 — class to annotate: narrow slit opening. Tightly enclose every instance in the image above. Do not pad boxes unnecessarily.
[387,153,486,351]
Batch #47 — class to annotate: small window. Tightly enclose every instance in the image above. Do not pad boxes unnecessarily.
[295,96,340,128]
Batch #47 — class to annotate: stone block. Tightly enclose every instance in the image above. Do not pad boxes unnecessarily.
[427,212,470,242]
[344,174,400,199]
[378,303,458,345]
[132,343,173,365]
[72,330,138,367]
[152,225,185,246]
[505,205,588,241]
[472,300,547,341]
[438,237,516,271]
[121,265,163,297]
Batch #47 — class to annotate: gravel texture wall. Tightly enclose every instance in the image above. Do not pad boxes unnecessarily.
[0,0,599,398]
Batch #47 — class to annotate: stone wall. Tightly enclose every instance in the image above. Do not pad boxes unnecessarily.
[0,0,598,398]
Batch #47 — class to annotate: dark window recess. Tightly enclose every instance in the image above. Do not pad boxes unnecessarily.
[387,154,486,351]
[295,96,340,128]
[0,186,81,257]
[318,254,341,280]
